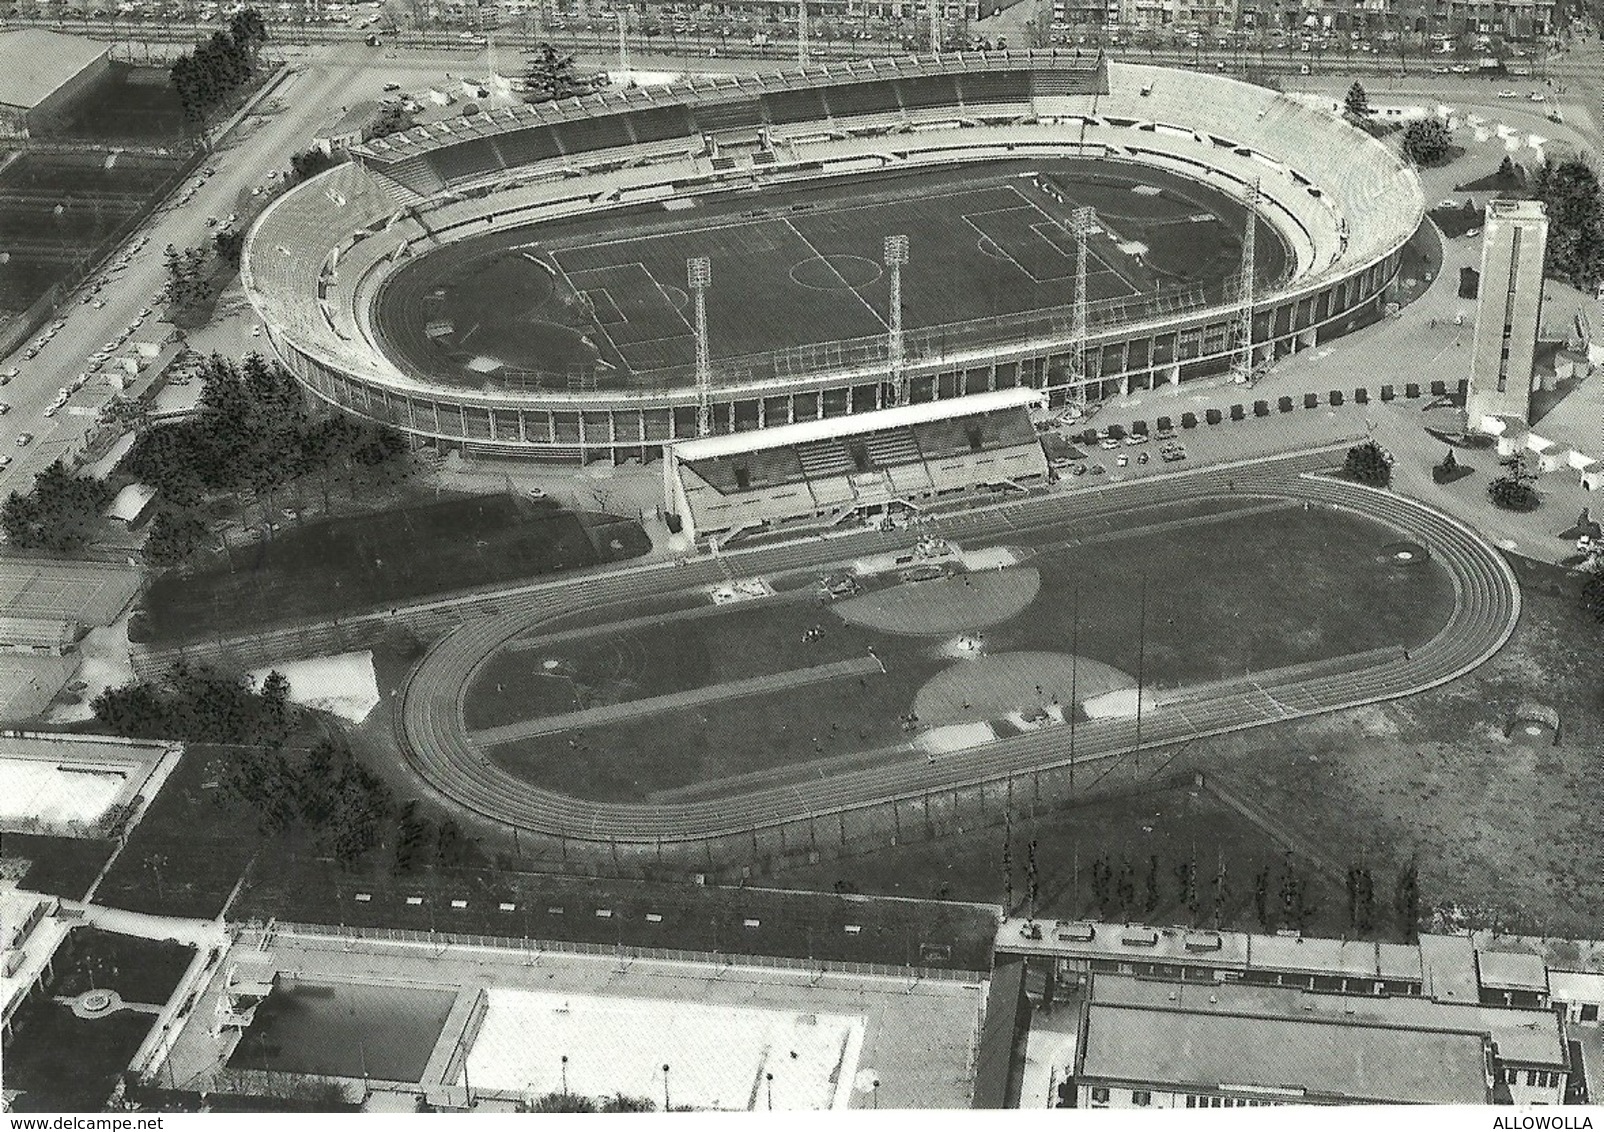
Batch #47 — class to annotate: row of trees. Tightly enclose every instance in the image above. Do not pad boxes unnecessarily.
[523,44,593,104]
[91,663,294,747]
[1531,156,1604,293]
[212,736,393,864]
[124,353,406,567]
[0,460,115,552]
[169,9,269,131]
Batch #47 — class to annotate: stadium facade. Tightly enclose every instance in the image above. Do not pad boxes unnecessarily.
[243,53,1424,464]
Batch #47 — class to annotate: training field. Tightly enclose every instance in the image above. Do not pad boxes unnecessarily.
[375,159,1287,389]
[465,497,1455,802]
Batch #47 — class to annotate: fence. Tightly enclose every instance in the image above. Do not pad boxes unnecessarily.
[261,919,989,983]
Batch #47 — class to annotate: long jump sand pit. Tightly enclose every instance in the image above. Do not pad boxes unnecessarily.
[834,567,1039,636]
[913,650,1135,728]
[462,989,864,1110]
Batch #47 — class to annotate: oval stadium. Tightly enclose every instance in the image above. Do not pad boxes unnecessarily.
[241,52,1424,464]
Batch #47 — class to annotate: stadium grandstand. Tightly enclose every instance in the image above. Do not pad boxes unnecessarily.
[663,388,1048,543]
[243,52,1423,464]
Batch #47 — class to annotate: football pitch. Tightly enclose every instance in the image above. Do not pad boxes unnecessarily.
[463,498,1454,803]
[376,159,1286,389]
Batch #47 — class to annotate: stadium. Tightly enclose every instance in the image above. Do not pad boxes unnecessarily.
[241,52,1425,466]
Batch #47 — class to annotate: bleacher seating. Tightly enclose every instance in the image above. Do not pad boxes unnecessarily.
[493,124,563,169]
[372,153,446,198]
[551,115,633,156]
[762,87,831,125]
[627,105,696,144]
[693,98,765,134]
[821,80,901,119]
[960,71,1032,107]
[895,75,961,111]
[796,439,853,478]
[686,446,808,493]
[424,136,505,186]
[862,428,921,468]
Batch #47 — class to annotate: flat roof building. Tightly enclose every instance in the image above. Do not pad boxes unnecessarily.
[1076,976,1495,1108]
[0,30,111,138]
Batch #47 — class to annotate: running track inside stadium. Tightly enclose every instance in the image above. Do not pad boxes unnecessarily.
[398,447,1521,846]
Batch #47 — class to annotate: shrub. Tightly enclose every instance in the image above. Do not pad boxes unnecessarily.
[1488,475,1540,511]
[1345,440,1394,488]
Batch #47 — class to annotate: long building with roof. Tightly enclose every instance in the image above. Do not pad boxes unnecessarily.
[0,30,110,138]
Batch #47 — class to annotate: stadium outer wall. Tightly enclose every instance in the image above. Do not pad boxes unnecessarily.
[245,56,1423,464]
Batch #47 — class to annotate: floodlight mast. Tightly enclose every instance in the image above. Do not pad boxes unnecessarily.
[1066,207,1094,397]
[689,257,712,436]
[1231,178,1262,385]
[884,234,909,406]
[798,0,809,66]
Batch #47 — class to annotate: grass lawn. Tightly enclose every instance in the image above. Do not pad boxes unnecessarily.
[2,1002,154,1112]
[0,834,114,900]
[138,496,649,644]
[772,783,1353,939]
[377,158,1282,388]
[233,860,998,971]
[94,744,267,918]
[476,500,1455,801]
[1191,553,1604,939]
[54,927,197,1006]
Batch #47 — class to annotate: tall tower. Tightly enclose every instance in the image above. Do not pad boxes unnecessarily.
[1065,206,1094,397]
[1230,179,1261,385]
[928,0,940,53]
[1467,200,1548,428]
[689,257,713,437]
[884,234,908,406]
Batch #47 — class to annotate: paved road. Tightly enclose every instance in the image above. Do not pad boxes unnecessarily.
[396,445,1520,847]
[0,59,363,491]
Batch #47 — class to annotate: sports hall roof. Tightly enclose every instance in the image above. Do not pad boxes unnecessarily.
[0,30,109,111]
[669,388,1044,461]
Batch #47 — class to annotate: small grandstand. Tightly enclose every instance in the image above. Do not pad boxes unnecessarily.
[242,52,1424,464]
[664,389,1047,543]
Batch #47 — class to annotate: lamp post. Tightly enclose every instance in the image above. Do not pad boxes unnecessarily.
[561,1054,568,1096]
[662,1064,671,1112]
[872,1078,880,1109]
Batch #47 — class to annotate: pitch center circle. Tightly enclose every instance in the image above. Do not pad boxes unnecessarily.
[789,254,883,291]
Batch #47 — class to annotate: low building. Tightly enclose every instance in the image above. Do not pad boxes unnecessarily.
[0,30,112,138]
[1477,948,1550,1009]
[1075,975,1495,1107]
[664,388,1049,544]
[1075,972,1570,1107]
[103,482,158,528]
[1,889,73,1044]
[316,101,382,155]
[1551,969,1604,1023]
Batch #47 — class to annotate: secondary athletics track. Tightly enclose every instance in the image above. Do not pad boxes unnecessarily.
[398,447,1520,848]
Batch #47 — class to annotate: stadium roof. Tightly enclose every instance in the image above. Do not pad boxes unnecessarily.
[1078,1001,1492,1105]
[670,388,1044,461]
[0,30,108,111]
[354,50,1107,162]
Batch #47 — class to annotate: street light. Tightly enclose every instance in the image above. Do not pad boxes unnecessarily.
[561,1054,568,1096]
[766,1072,774,1110]
[662,1064,671,1112]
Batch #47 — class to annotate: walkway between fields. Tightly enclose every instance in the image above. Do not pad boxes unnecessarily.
[468,654,886,747]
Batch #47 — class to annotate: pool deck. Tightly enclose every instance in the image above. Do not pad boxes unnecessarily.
[159,923,987,1110]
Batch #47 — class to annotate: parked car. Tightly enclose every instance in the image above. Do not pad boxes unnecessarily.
[0,402,9,414]
[0,454,11,468]
[16,432,32,445]
[1099,437,1121,450]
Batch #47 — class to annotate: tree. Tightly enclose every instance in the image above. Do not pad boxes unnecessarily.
[599,1096,656,1113]
[1488,475,1540,511]
[143,505,209,570]
[1394,860,1421,942]
[1252,866,1270,928]
[1532,156,1604,291]
[0,460,115,552]
[1583,571,1604,624]
[1345,439,1394,488]
[258,669,291,745]
[288,147,338,183]
[1402,118,1452,166]
[214,227,246,269]
[1143,854,1161,914]
[523,43,588,103]
[527,1093,596,1113]
[1344,81,1372,119]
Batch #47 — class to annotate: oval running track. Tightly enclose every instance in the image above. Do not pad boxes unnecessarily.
[397,447,1520,846]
